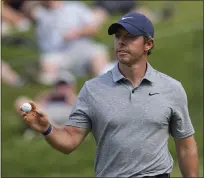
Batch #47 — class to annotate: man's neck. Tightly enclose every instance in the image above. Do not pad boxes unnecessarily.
[118,59,147,87]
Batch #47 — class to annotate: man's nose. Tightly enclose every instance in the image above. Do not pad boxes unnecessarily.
[118,36,126,46]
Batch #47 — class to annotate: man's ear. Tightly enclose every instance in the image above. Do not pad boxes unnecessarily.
[144,38,154,51]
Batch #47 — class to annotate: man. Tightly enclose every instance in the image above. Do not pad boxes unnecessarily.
[28,1,109,85]
[2,0,31,35]
[20,13,199,177]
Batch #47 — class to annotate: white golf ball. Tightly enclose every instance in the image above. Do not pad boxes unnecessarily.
[21,103,32,112]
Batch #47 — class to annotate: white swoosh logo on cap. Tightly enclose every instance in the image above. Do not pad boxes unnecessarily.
[122,17,133,20]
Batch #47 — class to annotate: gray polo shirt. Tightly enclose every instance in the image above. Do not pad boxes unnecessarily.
[66,62,195,177]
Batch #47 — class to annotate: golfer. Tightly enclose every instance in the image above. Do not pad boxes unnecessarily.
[21,12,198,177]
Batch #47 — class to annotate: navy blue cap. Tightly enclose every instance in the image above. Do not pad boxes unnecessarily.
[108,12,154,37]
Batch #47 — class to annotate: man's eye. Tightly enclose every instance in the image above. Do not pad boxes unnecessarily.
[115,34,120,38]
[127,34,133,37]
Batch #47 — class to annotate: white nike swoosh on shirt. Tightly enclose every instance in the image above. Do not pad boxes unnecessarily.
[122,17,133,20]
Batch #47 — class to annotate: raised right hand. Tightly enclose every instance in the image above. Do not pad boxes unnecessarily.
[20,101,50,133]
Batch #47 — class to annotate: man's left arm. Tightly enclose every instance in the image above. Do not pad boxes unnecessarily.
[174,136,199,177]
[170,82,199,177]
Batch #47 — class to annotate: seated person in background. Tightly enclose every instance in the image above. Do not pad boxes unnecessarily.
[92,1,175,25]
[93,0,136,14]
[1,60,25,87]
[28,1,109,85]
[92,0,136,26]
[1,0,36,34]
[14,71,77,139]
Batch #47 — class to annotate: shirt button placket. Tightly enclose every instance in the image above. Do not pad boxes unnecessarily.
[130,87,136,101]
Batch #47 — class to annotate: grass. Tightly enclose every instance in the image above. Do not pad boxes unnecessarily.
[2,1,203,177]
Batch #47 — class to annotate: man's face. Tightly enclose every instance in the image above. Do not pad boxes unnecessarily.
[55,82,75,95]
[114,28,152,66]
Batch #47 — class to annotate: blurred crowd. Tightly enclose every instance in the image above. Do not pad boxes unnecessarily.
[1,0,175,139]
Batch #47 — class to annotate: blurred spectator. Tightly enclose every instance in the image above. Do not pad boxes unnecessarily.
[14,71,77,139]
[2,0,31,35]
[27,1,109,85]
[93,0,136,14]
[159,1,175,21]
[1,60,25,87]
[92,1,175,24]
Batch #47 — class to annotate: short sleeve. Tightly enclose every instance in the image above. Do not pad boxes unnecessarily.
[169,83,195,139]
[65,83,92,129]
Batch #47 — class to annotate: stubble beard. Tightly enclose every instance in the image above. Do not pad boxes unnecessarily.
[117,53,144,67]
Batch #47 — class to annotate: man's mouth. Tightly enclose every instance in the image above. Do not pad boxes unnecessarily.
[117,51,129,56]
[117,49,129,54]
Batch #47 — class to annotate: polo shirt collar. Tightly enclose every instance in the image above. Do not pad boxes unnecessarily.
[143,62,156,83]
[112,63,125,82]
[111,62,156,83]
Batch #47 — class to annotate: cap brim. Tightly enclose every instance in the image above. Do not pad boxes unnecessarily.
[108,22,143,36]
